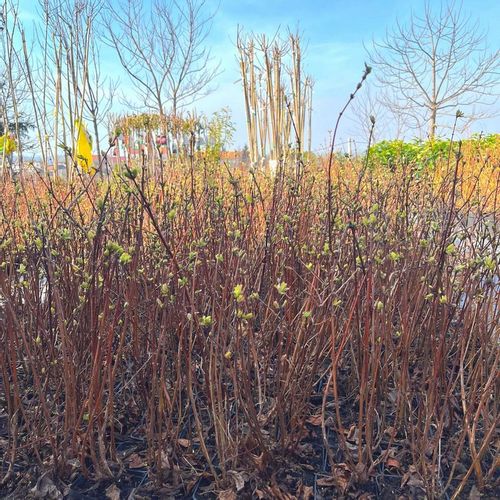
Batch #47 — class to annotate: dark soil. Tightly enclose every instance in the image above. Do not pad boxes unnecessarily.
[1,391,498,500]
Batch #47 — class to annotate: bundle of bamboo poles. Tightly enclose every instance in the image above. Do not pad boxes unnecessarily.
[237,29,313,168]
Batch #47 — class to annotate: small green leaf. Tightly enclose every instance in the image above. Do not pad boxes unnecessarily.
[119,252,132,265]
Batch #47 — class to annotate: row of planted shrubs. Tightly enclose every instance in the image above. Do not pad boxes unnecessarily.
[0,153,498,497]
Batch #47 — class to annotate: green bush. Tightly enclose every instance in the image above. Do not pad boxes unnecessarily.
[368,134,499,170]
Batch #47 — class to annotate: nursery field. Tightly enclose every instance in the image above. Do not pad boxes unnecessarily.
[0,138,498,499]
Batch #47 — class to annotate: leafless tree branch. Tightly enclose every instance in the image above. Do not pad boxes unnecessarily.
[102,0,220,117]
[367,0,499,138]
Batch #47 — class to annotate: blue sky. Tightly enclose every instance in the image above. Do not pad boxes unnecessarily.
[19,0,500,151]
[197,0,500,149]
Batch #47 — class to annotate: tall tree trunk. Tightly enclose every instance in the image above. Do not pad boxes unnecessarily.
[429,105,437,139]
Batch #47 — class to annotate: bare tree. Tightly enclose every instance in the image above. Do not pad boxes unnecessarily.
[23,0,114,176]
[368,1,499,139]
[103,0,219,117]
[348,83,408,144]
[46,0,117,163]
[1,0,32,175]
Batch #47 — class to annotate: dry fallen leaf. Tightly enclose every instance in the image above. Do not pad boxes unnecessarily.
[161,450,171,469]
[385,426,398,438]
[251,452,266,471]
[401,467,424,490]
[316,464,351,493]
[297,483,313,499]
[177,438,191,448]
[266,484,297,500]
[316,476,336,487]
[218,488,237,500]
[354,462,369,483]
[105,483,121,500]
[30,473,63,500]
[346,425,358,441]
[127,452,146,469]
[306,413,323,426]
[228,470,247,491]
[468,485,481,500]
[386,457,401,469]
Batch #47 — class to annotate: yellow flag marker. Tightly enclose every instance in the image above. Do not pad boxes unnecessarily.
[75,120,93,173]
[0,134,17,155]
